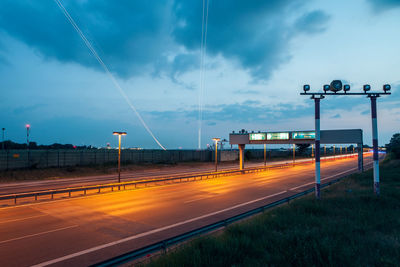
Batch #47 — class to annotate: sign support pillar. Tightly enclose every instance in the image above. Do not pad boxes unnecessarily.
[239,144,245,170]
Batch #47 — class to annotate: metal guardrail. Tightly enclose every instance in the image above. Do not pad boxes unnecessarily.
[92,170,360,267]
[0,154,358,205]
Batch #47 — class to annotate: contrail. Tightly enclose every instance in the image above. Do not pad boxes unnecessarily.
[198,0,210,149]
[53,0,166,150]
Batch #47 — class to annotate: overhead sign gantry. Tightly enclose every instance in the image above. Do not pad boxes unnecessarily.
[230,129,363,172]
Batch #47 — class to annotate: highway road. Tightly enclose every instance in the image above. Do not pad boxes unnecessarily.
[0,154,374,267]
[0,155,354,195]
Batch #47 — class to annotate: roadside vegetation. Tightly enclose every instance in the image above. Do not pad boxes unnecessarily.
[143,158,400,266]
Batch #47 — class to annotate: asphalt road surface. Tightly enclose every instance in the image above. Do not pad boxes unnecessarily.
[0,154,375,267]
[0,155,353,195]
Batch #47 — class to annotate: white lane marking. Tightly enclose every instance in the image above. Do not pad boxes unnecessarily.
[0,214,48,224]
[184,196,215,204]
[32,190,287,267]
[0,225,78,245]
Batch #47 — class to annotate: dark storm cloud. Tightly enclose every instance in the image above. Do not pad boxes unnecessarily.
[367,0,400,10]
[0,0,172,78]
[173,1,330,80]
[0,1,330,80]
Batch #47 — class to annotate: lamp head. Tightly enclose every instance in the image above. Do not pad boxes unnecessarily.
[363,84,371,92]
[323,84,330,92]
[343,84,350,92]
[303,84,310,92]
[113,131,127,136]
[383,84,391,92]
[330,80,343,92]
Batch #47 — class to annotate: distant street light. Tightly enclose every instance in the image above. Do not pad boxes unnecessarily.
[292,144,296,165]
[26,124,30,165]
[26,124,30,148]
[2,128,5,150]
[264,144,267,167]
[311,144,314,162]
[212,138,220,172]
[113,131,127,184]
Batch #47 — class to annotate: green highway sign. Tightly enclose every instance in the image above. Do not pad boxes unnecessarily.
[292,131,315,139]
[249,133,266,141]
[267,132,289,140]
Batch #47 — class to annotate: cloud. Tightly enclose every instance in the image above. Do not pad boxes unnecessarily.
[149,100,313,124]
[173,1,330,80]
[367,0,400,11]
[0,0,173,78]
[294,10,331,34]
[0,0,330,82]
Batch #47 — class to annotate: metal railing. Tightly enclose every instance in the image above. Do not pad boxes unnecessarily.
[0,153,358,206]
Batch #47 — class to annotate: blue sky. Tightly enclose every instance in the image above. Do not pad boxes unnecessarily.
[0,0,399,149]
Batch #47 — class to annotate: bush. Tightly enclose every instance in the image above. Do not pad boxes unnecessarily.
[386,133,400,159]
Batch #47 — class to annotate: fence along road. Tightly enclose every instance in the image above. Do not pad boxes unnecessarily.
[0,154,373,267]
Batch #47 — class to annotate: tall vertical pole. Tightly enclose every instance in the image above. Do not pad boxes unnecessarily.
[263,144,266,167]
[311,144,314,162]
[26,125,30,166]
[215,140,218,172]
[26,126,30,147]
[292,144,295,165]
[1,128,4,150]
[314,98,321,199]
[118,134,121,183]
[370,96,379,196]
[239,144,245,170]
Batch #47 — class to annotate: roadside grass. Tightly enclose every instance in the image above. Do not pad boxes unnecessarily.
[143,160,400,266]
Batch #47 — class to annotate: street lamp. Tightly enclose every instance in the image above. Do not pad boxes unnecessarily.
[113,131,127,184]
[1,128,5,150]
[301,81,391,197]
[26,124,30,148]
[212,138,220,172]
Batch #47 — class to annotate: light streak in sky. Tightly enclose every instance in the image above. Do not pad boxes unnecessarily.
[53,0,166,150]
[198,0,210,149]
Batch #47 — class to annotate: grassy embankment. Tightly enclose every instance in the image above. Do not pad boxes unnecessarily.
[143,159,400,266]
